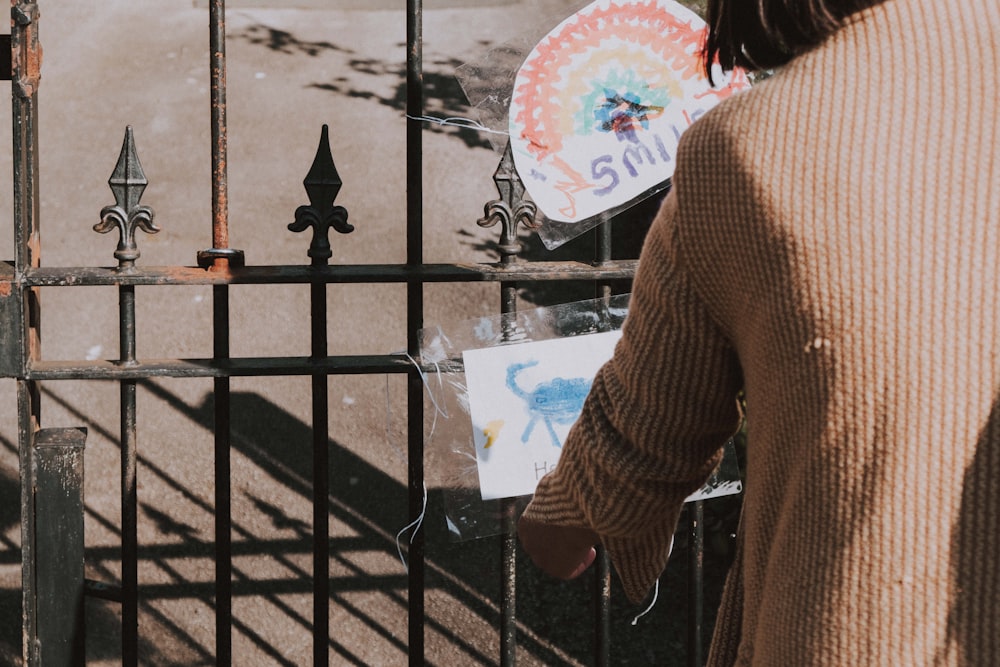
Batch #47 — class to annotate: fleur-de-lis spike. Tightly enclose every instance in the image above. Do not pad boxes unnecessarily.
[289,125,353,264]
[478,141,539,262]
[94,127,159,268]
[109,126,147,211]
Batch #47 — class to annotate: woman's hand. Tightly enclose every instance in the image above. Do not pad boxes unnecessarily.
[517,514,599,580]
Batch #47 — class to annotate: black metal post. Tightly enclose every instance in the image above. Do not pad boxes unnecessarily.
[311,278,330,667]
[406,0,426,664]
[476,140,541,666]
[212,286,233,666]
[119,285,139,667]
[498,287,519,667]
[91,124,159,666]
[594,215,613,666]
[33,427,87,667]
[687,501,705,667]
[594,551,612,665]
[287,123,353,667]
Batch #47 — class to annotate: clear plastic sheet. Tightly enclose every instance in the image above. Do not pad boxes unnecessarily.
[419,295,742,541]
[454,0,591,153]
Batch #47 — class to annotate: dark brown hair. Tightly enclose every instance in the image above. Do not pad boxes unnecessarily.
[703,0,879,77]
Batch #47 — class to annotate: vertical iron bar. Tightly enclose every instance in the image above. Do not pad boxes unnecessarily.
[17,382,40,666]
[206,2,237,662]
[289,125,350,665]
[406,0,426,664]
[499,282,518,667]
[12,2,42,663]
[593,215,612,666]
[119,285,139,666]
[209,0,229,255]
[33,428,87,667]
[594,551,612,666]
[687,501,705,667]
[213,286,233,665]
[311,275,330,667]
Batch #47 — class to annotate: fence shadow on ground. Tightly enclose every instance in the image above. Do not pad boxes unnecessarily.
[0,380,735,665]
[177,385,736,663]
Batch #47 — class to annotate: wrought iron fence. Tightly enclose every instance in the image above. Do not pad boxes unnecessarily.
[2,1,724,664]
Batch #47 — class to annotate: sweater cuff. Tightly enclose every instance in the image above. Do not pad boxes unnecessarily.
[522,466,682,604]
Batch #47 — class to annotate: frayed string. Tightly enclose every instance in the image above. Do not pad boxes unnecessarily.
[406,114,510,137]
[396,481,428,574]
[631,536,671,625]
[392,351,450,572]
[631,579,660,626]
[402,351,450,429]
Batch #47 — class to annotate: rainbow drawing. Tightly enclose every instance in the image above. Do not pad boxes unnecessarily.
[509,0,749,224]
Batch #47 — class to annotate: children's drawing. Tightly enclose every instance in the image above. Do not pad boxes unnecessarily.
[508,0,750,225]
[463,331,622,500]
[506,360,593,447]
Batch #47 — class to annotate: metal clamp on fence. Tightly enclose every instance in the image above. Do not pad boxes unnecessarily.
[196,247,246,269]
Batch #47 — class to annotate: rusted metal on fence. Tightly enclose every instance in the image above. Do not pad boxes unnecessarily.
[21,260,638,287]
[11,3,43,665]
[201,5,244,664]
[200,0,245,271]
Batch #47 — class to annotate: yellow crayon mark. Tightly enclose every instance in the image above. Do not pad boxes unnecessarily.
[483,420,505,449]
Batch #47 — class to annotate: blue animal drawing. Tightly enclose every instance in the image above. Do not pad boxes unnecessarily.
[505,359,592,448]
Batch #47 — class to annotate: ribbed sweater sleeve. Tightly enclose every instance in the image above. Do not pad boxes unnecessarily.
[521,194,743,604]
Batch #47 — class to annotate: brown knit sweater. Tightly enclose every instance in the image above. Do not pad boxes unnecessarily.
[521,0,1000,663]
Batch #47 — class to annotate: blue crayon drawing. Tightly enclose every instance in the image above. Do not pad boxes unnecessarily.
[505,359,592,448]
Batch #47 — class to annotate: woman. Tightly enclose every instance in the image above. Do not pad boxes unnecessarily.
[518,0,1000,663]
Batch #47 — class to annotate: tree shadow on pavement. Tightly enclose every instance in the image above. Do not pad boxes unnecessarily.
[234,23,495,151]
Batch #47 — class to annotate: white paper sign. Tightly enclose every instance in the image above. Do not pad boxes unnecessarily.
[509,0,750,224]
[463,331,622,500]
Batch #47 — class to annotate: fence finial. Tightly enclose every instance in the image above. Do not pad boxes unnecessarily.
[94,127,159,269]
[477,141,539,264]
[289,125,353,264]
